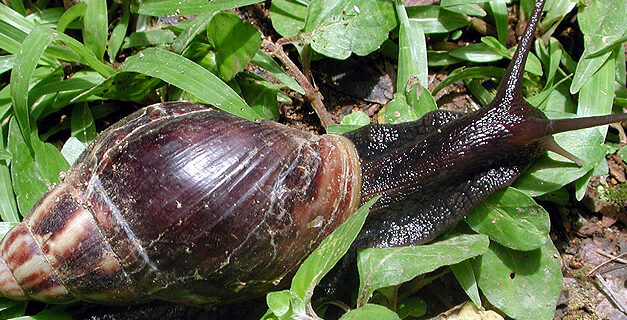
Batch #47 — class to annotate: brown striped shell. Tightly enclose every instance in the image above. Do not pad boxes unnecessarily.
[0,102,362,306]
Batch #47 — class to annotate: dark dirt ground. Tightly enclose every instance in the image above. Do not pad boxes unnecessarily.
[55,1,626,319]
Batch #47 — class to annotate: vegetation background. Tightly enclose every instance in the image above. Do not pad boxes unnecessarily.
[0,0,624,319]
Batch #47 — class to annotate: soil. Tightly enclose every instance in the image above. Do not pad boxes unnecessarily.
[64,1,627,319]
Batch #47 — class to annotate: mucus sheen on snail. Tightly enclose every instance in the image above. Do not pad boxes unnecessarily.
[0,0,626,308]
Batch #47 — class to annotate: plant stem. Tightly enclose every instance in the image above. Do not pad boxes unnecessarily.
[261,39,335,129]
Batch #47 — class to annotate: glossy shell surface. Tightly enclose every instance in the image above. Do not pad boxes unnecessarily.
[0,102,362,306]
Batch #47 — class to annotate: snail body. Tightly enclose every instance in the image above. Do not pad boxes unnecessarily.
[1,0,626,308]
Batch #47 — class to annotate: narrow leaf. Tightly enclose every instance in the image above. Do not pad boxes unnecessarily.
[107,2,129,62]
[10,26,57,149]
[396,2,428,91]
[57,2,87,33]
[138,0,264,16]
[120,47,259,121]
[290,197,379,301]
[83,0,108,61]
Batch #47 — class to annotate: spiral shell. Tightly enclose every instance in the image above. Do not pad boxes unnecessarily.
[0,102,362,305]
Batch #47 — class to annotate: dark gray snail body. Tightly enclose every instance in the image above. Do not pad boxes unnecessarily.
[0,0,626,308]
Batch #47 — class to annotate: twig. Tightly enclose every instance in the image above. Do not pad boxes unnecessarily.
[586,251,627,277]
[261,39,335,128]
[595,274,627,315]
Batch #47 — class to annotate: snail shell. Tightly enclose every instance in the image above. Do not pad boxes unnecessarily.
[0,102,361,305]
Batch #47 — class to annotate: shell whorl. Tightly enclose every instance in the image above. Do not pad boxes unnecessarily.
[0,102,362,305]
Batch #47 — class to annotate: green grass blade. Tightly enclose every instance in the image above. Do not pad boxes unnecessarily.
[57,2,87,33]
[432,66,506,96]
[0,124,19,223]
[107,2,130,62]
[138,0,264,16]
[396,2,428,91]
[488,0,508,45]
[71,103,97,144]
[10,26,57,149]
[251,50,304,94]
[172,12,214,54]
[83,0,108,61]
[0,3,35,34]
[54,30,115,77]
[120,47,260,121]
[0,55,14,74]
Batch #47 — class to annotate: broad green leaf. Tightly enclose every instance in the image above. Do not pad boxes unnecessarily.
[340,110,370,126]
[618,146,627,162]
[71,103,97,144]
[8,118,68,216]
[10,26,57,149]
[270,0,308,38]
[397,4,428,91]
[576,50,615,137]
[383,93,417,124]
[449,43,503,63]
[303,0,396,59]
[572,50,615,200]
[397,297,426,319]
[251,51,304,94]
[266,290,292,318]
[615,44,626,87]
[0,300,26,319]
[290,197,379,301]
[570,0,626,93]
[137,0,265,16]
[107,2,129,62]
[121,30,176,49]
[356,234,489,305]
[120,47,259,121]
[57,2,86,33]
[450,259,481,307]
[83,0,108,61]
[339,304,400,320]
[465,188,550,251]
[238,75,282,120]
[406,5,469,34]
[474,241,562,320]
[539,0,576,34]
[208,12,262,81]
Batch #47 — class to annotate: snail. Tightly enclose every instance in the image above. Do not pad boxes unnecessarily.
[0,0,626,309]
